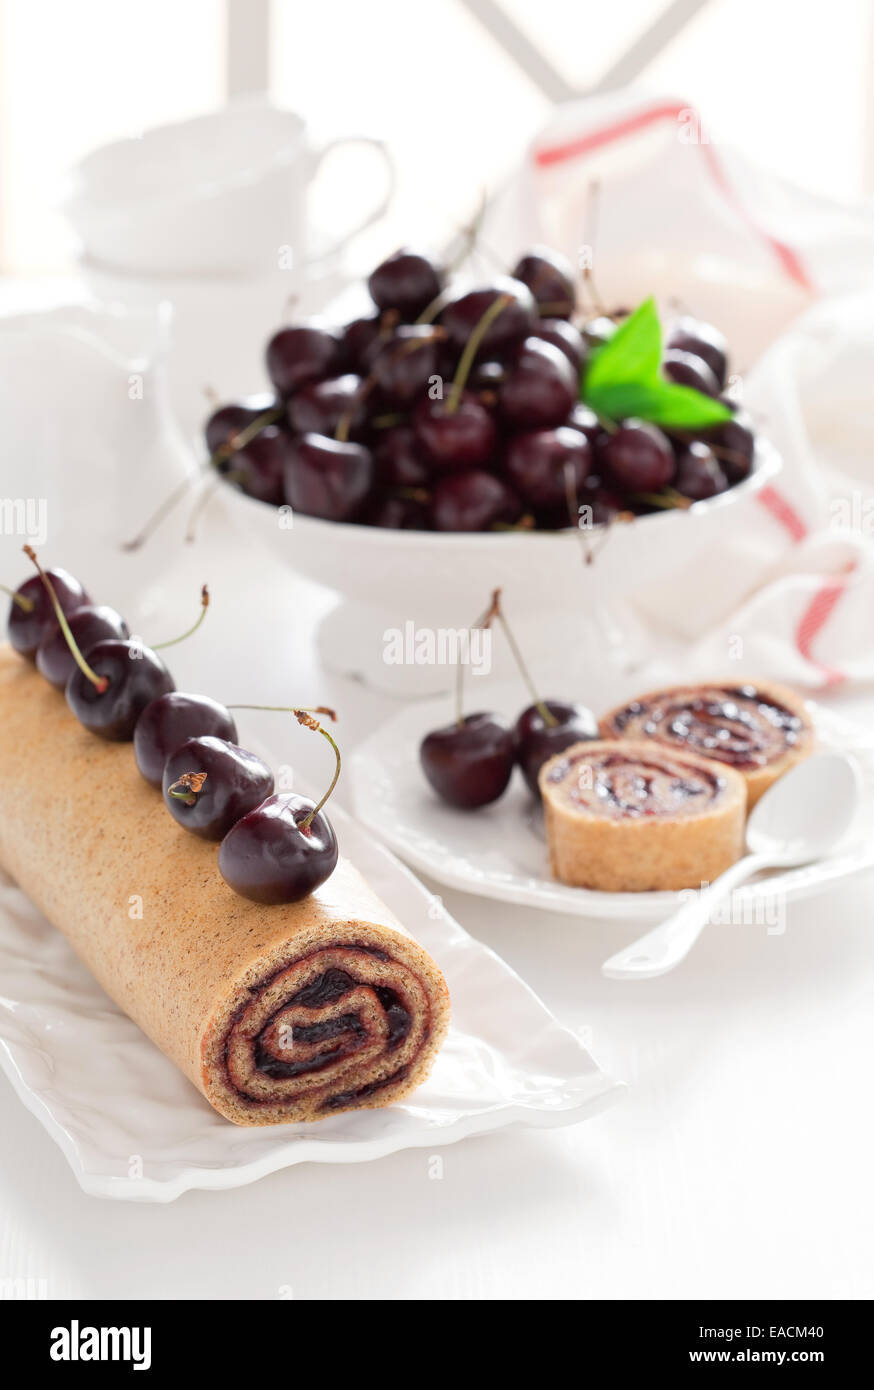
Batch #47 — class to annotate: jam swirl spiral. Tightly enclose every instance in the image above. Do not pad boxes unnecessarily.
[220,943,434,1113]
[545,747,725,820]
[603,684,804,770]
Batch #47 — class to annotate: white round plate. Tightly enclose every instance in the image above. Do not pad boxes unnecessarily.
[349,684,874,922]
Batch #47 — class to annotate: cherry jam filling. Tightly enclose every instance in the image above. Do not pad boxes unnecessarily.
[320,1067,410,1111]
[612,685,802,769]
[547,750,723,819]
[252,967,414,1081]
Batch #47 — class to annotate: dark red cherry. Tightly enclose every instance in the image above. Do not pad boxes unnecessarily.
[565,402,603,447]
[531,318,586,373]
[705,409,755,483]
[7,568,89,660]
[673,441,728,500]
[266,322,341,397]
[420,713,515,809]
[667,316,728,387]
[204,393,277,460]
[218,792,339,904]
[598,420,675,492]
[578,477,625,527]
[163,736,274,841]
[36,604,128,689]
[468,359,507,394]
[374,425,431,488]
[361,493,431,529]
[340,314,383,373]
[230,428,290,505]
[284,433,373,522]
[441,278,535,355]
[498,337,577,430]
[368,249,443,321]
[286,374,368,440]
[504,426,592,510]
[66,640,174,741]
[662,348,720,397]
[134,691,238,788]
[371,326,442,406]
[511,247,576,318]
[515,700,598,796]
[413,391,497,472]
[430,471,521,531]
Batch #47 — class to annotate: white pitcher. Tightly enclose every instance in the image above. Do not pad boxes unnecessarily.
[0,302,196,623]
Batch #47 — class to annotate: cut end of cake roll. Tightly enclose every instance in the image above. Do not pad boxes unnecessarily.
[202,919,450,1125]
[599,679,814,807]
[539,739,747,892]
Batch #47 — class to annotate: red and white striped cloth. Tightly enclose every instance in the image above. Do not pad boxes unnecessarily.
[482,92,874,689]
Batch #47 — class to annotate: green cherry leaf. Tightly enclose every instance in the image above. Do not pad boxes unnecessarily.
[587,378,732,429]
[583,296,662,395]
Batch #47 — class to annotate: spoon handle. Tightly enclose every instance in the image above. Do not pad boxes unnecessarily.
[601,852,773,980]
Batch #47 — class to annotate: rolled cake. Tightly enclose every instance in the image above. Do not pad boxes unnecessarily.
[599,679,814,808]
[539,739,746,892]
[0,647,449,1125]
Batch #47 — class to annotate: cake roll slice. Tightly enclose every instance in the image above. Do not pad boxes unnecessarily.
[539,739,746,892]
[599,679,814,807]
[0,646,449,1125]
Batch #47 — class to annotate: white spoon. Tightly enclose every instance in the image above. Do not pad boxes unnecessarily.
[601,752,861,981]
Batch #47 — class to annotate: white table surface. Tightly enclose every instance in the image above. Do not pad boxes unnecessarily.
[1,503,872,1304]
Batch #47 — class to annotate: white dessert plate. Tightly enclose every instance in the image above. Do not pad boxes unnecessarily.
[349,685,874,922]
[0,797,620,1203]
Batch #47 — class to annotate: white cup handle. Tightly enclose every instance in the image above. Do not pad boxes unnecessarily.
[306,136,396,261]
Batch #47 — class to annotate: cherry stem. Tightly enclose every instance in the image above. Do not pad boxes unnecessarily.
[121,474,196,553]
[628,489,690,511]
[226,705,340,830]
[121,404,284,552]
[185,474,222,544]
[168,771,207,806]
[415,287,452,327]
[153,585,210,649]
[0,583,34,613]
[22,546,108,692]
[335,379,374,444]
[489,587,557,727]
[579,181,606,316]
[448,187,488,272]
[455,591,500,728]
[446,294,512,414]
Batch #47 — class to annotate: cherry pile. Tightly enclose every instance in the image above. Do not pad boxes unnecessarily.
[419,589,597,808]
[4,555,339,904]
[206,245,756,532]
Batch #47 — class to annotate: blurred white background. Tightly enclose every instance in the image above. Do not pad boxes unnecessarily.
[0,0,872,277]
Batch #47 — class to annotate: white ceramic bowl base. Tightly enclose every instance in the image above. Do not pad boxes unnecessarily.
[217,443,781,696]
[0,798,620,1202]
[349,686,874,922]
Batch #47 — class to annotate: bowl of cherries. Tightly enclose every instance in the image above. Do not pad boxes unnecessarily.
[204,245,779,693]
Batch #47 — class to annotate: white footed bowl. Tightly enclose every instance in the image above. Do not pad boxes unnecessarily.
[217,440,781,695]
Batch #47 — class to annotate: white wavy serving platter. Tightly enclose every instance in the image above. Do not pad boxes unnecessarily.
[0,797,621,1203]
[349,686,874,922]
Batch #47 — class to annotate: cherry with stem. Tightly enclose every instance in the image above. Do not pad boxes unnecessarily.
[218,705,342,902]
[23,546,108,692]
[446,294,511,414]
[486,586,598,796]
[420,592,515,810]
[123,403,284,552]
[226,704,339,832]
